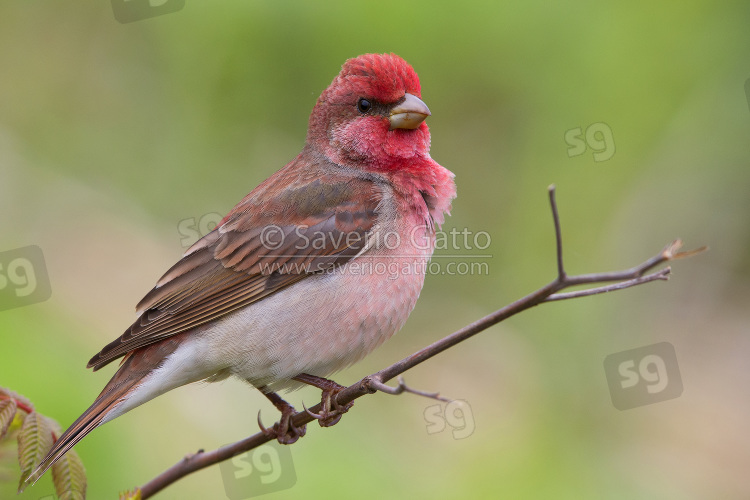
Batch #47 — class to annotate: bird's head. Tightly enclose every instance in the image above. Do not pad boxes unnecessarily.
[307,53,432,169]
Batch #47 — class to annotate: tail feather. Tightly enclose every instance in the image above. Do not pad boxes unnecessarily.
[26,335,184,486]
[27,389,123,484]
[26,368,141,485]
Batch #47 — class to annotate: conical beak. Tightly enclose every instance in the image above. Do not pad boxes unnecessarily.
[389,93,431,130]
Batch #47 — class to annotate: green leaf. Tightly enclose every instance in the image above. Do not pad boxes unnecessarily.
[0,398,17,441]
[17,411,53,492]
[52,447,87,500]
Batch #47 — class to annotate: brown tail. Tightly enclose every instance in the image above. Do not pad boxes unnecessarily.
[26,336,183,485]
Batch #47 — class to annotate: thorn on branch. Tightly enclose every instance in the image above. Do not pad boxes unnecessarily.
[182,450,203,462]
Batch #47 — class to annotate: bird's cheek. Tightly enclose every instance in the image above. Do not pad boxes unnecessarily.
[330,118,389,161]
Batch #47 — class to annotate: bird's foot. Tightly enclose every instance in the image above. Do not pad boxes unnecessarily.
[294,373,354,427]
[258,391,307,444]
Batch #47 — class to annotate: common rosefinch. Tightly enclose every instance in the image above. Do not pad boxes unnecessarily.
[28,52,456,483]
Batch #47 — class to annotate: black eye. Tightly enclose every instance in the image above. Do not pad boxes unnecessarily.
[357,98,372,113]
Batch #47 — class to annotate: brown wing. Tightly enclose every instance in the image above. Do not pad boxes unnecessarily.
[87,167,383,371]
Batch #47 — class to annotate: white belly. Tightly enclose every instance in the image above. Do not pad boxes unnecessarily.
[203,250,429,391]
[103,222,434,423]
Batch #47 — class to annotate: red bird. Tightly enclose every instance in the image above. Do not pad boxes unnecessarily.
[28,53,456,483]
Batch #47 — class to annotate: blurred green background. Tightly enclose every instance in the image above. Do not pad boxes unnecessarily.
[1,1,749,498]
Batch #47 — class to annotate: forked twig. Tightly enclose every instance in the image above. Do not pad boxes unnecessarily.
[367,375,451,402]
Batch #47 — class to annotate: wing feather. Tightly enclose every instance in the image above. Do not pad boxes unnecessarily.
[87,165,383,370]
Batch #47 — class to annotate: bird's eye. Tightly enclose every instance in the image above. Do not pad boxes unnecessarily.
[357,98,372,113]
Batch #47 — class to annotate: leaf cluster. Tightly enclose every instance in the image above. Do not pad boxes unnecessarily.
[0,387,87,500]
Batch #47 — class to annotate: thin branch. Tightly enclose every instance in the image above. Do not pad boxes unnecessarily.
[135,187,703,499]
[549,185,565,279]
[368,376,451,402]
[546,268,671,301]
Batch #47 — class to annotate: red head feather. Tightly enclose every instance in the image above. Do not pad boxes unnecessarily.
[306,53,431,169]
[337,53,422,102]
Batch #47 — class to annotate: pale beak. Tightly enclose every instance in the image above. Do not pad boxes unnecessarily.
[389,93,431,130]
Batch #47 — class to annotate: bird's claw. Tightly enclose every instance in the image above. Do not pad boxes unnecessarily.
[257,409,306,445]
[304,389,353,428]
[302,401,322,420]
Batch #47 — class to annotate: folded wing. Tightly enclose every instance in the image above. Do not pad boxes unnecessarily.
[88,170,383,370]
